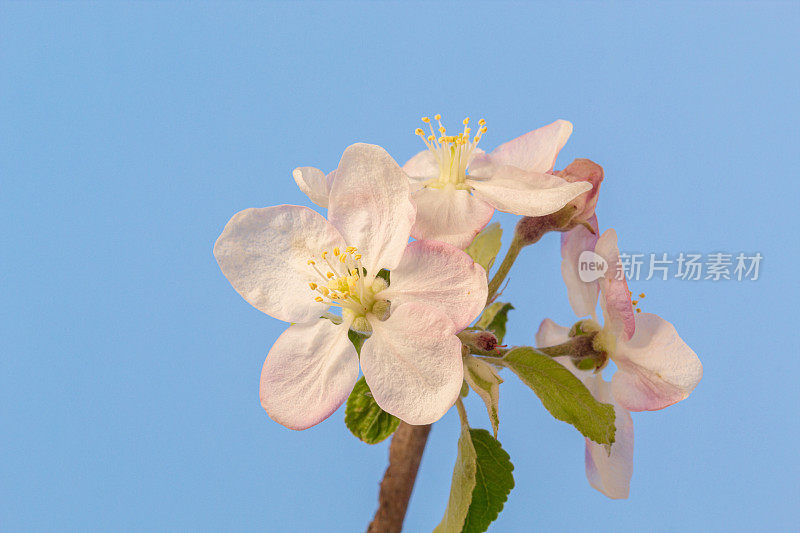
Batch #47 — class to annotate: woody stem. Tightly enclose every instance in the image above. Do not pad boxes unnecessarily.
[367,422,432,533]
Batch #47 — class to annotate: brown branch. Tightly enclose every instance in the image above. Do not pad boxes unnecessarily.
[367,422,432,533]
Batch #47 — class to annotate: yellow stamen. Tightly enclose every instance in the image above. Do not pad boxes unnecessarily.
[315,296,323,302]
[309,282,317,290]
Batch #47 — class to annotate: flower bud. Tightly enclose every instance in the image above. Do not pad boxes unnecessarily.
[458,329,501,355]
[553,158,604,228]
[514,159,604,246]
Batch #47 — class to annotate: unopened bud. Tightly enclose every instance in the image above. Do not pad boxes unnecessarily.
[457,329,501,355]
[515,204,579,246]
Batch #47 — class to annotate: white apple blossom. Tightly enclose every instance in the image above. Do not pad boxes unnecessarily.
[402,116,593,248]
[538,225,703,498]
[214,143,487,430]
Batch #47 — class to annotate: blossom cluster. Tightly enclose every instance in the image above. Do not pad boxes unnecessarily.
[213,116,703,525]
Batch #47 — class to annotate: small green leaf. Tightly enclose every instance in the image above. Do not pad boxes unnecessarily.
[434,411,477,533]
[502,347,616,446]
[476,302,514,343]
[462,429,515,533]
[344,377,400,444]
[466,222,503,273]
[463,355,503,438]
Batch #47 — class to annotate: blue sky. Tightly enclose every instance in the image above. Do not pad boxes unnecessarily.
[2,2,798,531]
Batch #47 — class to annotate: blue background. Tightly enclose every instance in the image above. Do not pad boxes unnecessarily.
[2,2,798,531]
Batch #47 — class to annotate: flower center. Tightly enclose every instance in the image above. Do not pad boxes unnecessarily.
[306,247,388,321]
[415,114,487,189]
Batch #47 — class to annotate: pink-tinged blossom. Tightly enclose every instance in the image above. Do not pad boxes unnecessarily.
[541,226,702,498]
[402,116,592,248]
[214,143,487,429]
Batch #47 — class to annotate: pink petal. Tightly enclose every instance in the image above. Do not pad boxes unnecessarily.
[611,313,703,412]
[379,240,487,332]
[584,385,634,499]
[213,205,346,324]
[595,229,635,340]
[487,119,573,173]
[328,143,416,275]
[560,217,600,317]
[535,318,571,347]
[555,158,604,222]
[360,302,463,425]
[410,186,494,249]
[552,357,635,500]
[260,318,359,430]
[469,166,591,217]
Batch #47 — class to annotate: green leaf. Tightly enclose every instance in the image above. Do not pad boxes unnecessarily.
[344,377,400,444]
[502,347,616,446]
[466,222,503,273]
[434,411,478,533]
[475,302,514,343]
[463,355,503,438]
[435,404,514,533]
[462,429,515,533]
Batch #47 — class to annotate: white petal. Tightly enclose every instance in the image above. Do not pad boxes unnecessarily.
[260,318,359,430]
[214,205,346,323]
[560,219,600,318]
[584,377,634,499]
[410,186,494,249]
[292,166,330,208]
[488,119,573,173]
[612,313,703,412]
[535,318,571,347]
[360,303,463,425]
[402,149,438,181]
[379,240,488,331]
[328,143,416,275]
[468,166,592,217]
